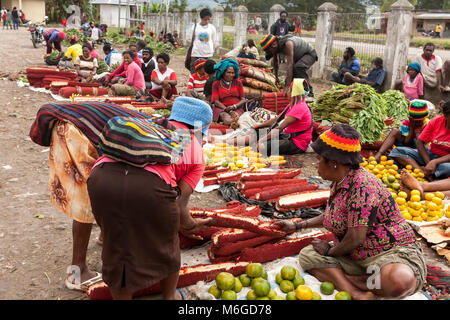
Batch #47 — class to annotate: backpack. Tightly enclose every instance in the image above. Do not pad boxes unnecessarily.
[98,116,193,168]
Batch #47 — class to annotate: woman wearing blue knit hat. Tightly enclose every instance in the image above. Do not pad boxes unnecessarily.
[87,97,212,300]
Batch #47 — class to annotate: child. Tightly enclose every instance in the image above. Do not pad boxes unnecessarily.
[402,62,424,101]
[374,101,429,162]
[187,58,208,98]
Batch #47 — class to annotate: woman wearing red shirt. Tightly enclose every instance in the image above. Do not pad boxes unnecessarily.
[211,59,247,126]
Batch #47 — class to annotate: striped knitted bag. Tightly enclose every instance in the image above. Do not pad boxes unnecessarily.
[98,116,193,167]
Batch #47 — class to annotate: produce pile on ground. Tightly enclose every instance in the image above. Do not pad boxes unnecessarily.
[208,263,351,300]
[310,84,410,145]
[361,155,449,223]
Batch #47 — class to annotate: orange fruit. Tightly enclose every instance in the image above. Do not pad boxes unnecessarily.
[251,278,271,297]
[320,281,335,295]
[335,291,352,300]
[410,195,421,202]
[216,272,235,291]
[233,278,243,293]
[410,190,421,197]
[208,285,222,299]
[280,280,294,293]
[397,191,408,199]
[239,274,251,287]
[221,290,237,300]
[295,285,313,300]
[286,291,297,300]
[424,193,434,201]
[432,197,443,206]
[246,263,263,278]
[293,275,305,288]
[396,197,406,206]
[311,292,322,300]
[246,290,257,300]
[435,192,445,200]
[280,266,297,281]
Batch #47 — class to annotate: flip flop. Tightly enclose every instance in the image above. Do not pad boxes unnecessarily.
[65,271,103,292]
[176,289,186,300]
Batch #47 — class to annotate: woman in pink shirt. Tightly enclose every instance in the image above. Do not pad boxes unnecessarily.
[255,79,313,156]
[402,62,424,101]
[111,50,145,97]
[87,97,213,300]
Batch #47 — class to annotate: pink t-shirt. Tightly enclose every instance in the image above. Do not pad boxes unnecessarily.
[125,61,145,91]
[92,121,205,191]
[282,100,313,151]
[403,73,424,100]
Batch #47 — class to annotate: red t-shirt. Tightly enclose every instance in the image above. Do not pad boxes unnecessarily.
[211,79,244,107]
[92,121,204,191]
[283,100,313,151]
[418,115,450,157]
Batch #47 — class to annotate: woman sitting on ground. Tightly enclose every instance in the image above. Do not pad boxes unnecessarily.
[210,58,246,126]
[394,62,424,101]
[75,43,98,83]
[273,124,426,300]
[149,53,178,103]
[110,50,145,97]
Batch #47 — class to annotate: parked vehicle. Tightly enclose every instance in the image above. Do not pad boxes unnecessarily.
[29,16,48,48]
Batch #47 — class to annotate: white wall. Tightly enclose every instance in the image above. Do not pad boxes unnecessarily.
[99,4,129,28]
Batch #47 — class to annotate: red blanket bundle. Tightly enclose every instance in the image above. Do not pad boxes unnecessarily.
[26,67,78,88]
[72,96,135,104]
[58,87,109,98]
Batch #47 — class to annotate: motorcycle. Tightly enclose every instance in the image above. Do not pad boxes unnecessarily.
[29,16,48,48]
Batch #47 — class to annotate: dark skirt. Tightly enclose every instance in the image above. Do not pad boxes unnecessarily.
[87,162,180,295]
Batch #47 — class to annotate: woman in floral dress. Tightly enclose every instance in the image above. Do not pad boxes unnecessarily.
[273,124,426,300]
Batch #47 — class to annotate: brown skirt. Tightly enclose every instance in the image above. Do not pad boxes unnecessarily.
[87,162,180,295]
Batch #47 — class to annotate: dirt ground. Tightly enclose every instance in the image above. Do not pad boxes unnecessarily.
[0,28,448,300]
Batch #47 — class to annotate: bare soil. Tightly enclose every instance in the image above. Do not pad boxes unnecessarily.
[0,28,447,300]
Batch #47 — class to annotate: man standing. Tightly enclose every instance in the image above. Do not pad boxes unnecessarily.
[189,8,217,73]
[435,23,443,38]
[270,10,295,37]
[330,47,360,84]
[141,47,156,89]
[260,34,317,97]
[415,43,444,101]
[11,7,19,30]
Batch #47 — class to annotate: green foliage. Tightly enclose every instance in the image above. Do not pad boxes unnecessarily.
[97,58,109,74]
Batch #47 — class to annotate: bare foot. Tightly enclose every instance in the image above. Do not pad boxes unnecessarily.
[400,169,424,195]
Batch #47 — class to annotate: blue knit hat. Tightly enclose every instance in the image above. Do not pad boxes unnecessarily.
[169,97,212,134]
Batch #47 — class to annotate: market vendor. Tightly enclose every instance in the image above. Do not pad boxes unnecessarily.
[389,101,450,179]
[255,78,313,156]
[210,58,246,126]
[43,28,66,54]
[59,35,82,70]
[110,50,145,98]
[74,43,98,83]
[394,62,425,101]
[186,58,208,98]
[273,124,426,300]
[87,97,213,300]
[401,169,450,199]
[374,101,429,162]
[148,53,178,103]
[331,47,360,85]
[105,45,142,85]
[260,34,317,97]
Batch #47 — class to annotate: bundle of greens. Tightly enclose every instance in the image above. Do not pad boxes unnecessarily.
[96,58,108,75]
[381,90,409,126]
[310,83,387,144]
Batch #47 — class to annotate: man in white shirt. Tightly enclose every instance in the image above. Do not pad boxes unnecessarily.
[189,8,217,73]
[91,24,100,42]
[414,42,446,105]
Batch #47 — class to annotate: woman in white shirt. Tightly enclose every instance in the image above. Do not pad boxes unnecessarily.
[189,8,217,73]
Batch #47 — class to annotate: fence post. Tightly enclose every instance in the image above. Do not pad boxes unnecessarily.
[213,5,224,51]
[383,0,414,90]
[312,2,337,80]
[269,4,285,31]
[234,6,248,49]
[182,10,193,46]
[173,8,181,35]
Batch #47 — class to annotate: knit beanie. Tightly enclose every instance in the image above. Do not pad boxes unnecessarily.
[58,32,66,40]
[169,97,212,134]
[260,34,276,51]
[409,101,429,119]
[194,58,207,70]
[311,124,362,167]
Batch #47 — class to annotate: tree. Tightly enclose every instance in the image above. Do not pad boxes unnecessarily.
[380,0,417,11]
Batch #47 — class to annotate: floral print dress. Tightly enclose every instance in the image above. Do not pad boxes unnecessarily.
[323,168,416,260]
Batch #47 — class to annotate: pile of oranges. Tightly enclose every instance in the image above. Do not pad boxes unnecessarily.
[394,190,449,222]
[203,143,286,170]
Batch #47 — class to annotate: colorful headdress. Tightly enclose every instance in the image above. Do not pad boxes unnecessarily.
[311,124,362,167]
[194,58,207,70]
[260,34,276,51]
[409,101,429,119]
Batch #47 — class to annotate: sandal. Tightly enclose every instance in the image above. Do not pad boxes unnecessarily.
[176,289,186,300]
[65,269,103,292]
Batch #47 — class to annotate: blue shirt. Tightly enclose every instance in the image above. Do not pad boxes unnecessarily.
[366,67,386,88]
[105,49,118,66]
[49,30,61,42]
[340,57,360,74]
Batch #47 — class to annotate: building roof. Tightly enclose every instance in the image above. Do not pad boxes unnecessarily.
[416,13,450,20]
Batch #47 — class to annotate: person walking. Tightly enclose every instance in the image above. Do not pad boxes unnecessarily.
[5,9,12,30]
[1,8,6,29]
[189,8,217,74]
